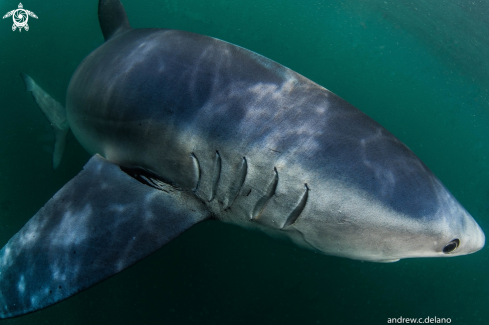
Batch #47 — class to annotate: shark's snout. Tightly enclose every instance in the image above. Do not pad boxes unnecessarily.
[451,212,485,256]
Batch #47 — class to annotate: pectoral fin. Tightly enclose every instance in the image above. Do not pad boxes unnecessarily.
[0,155,210,319]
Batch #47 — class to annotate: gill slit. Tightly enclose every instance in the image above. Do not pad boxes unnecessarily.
[224,157,248,210]
[251,167,278,220]
[282,183,309,228]
[190,152,201,192]
[209,151,222,202]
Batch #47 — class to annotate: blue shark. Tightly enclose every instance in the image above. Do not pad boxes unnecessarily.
[0,0,484,319]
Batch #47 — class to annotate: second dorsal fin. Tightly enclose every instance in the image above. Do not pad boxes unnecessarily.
[98,0,131,41]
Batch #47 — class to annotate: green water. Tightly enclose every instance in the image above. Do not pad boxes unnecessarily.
[1,0,488,324]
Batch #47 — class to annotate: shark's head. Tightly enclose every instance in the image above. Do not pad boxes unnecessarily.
[283,112,485,262]
[291,166,485,263]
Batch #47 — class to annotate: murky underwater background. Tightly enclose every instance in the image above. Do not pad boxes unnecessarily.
[1,0,489,323]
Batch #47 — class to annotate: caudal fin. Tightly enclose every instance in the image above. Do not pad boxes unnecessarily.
[20,73,70,170]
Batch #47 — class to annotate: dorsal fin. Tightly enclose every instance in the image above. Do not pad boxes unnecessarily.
[98,0,131,41]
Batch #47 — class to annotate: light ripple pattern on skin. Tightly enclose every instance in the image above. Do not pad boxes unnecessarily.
[0,0,484,320]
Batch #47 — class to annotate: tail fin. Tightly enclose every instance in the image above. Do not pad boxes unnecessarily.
[20,73,70,170]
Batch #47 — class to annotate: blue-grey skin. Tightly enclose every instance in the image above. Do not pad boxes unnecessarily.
[68,8,484,261]
[0,0,484,319]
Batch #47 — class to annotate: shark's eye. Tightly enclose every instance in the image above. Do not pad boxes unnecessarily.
[443,239,460,253]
